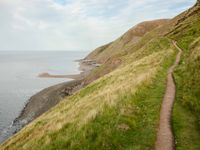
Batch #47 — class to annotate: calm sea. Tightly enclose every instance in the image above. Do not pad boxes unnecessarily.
[0,51,88,143]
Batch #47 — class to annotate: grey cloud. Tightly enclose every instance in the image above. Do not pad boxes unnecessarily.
[0,0,196,51]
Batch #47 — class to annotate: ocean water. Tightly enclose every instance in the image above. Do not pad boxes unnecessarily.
[0,51,88,143]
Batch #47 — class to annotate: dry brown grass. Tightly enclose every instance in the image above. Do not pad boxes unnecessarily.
[86,19,169,63]
[0,40,174,149]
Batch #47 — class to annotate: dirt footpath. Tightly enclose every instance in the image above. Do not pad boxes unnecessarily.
[155,41,182,150]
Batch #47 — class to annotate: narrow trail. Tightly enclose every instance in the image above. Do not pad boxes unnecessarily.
[155,41,182,150]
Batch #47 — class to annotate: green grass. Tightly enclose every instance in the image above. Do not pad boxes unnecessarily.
[35,48,176,150]
[169,4,200,50]
[173,103,200,150]
[1,4,200,149]
[0,36,175,150]
[169,4,200,149]
[173,39,200,149]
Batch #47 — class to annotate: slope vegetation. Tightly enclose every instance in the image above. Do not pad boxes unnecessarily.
[169,1,200,149]
[0,28,176,150]
[86,19,168,63]
[0,1,200,150]
[83,20,169,84]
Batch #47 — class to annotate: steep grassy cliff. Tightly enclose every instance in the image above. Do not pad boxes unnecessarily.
[1,32,176,150]
[0,1,199,150]
[86,19,169,63]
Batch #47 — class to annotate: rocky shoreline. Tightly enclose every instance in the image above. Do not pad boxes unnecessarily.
[13,80,84,130]
[1,59,99,143]
[38,59,100,80]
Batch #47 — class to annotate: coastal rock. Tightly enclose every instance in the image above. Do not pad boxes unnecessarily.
[14,80,83,130]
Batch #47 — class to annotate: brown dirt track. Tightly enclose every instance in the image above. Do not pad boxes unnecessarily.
[155,41,182,150]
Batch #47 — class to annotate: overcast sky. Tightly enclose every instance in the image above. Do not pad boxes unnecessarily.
[0,0,196,51]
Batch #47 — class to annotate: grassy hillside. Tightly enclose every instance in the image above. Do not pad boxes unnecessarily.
[83,20,169,84]
[168,2,200,149]
[0,32,176,150]
[0,1,199,150]
[86,19,168,64]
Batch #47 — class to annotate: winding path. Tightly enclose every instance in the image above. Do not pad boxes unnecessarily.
[155,41,182,150]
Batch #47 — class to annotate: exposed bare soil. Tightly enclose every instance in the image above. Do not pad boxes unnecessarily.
[155,41,182,150]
